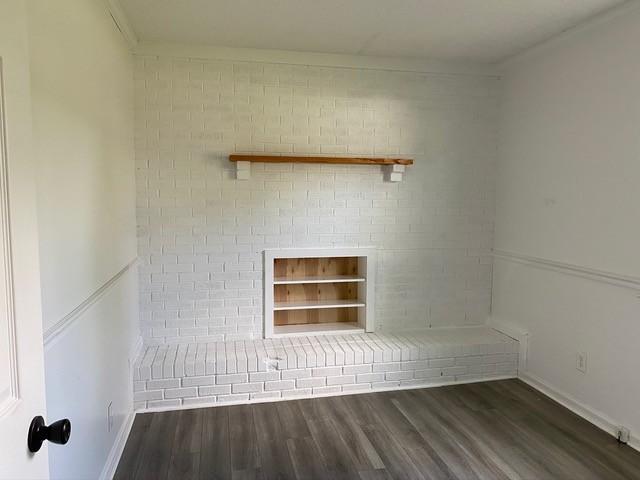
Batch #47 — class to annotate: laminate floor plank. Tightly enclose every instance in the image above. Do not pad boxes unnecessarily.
[253,403,296,480]
[416,388,522,479]
[357,468,394,480]
[295,397,331,423]
[134,410,180,480]
[447,404,557,479]
[375,389,469,480]
[360,424,425,480]
[487,383,624,479]
[286,436,331,479]
[514,408,629,480]
[390,390,483,480]
[229,405,261,474]
[494,380,640,479]
[168,408,203,480]
[322,396,385,470]
[113,413,153,480]
[343,391,381,427]
[363,392,427,450]
[276,400,311,439]
[200,405,231,480]
[305,415,360,479]
[115,380,640,480]
[449,382,500,412]
[232,468,264,480]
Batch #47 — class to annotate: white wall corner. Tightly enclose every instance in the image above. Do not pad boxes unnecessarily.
[498,0,640,70]
[487,316,529,373]
[103,0,139,50]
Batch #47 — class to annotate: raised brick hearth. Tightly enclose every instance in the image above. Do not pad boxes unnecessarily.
[133,327,518,411]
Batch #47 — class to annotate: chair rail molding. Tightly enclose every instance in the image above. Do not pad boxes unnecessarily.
[43,258,138,347]
[492,249,640,291]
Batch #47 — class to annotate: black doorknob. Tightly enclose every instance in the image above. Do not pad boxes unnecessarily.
[28,416,71,453]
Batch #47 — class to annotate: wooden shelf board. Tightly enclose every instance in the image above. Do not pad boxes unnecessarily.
[273,275,366,285]
[272,322,364,337]
[230,154,413,166]
[274,300,365,311]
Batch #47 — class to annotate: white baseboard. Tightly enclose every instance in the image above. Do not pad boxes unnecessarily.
[98,336,144,479]
[487,317,638,452]
[519,371,639,452]
[99,410,136,480]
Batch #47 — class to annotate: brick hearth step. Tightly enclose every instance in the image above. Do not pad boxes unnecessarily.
[133,327,518,410]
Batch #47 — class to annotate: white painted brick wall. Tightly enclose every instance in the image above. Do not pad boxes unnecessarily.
[135,56,499,344]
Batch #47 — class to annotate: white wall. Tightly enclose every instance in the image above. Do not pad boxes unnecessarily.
[135,56,500,344]
[493,4,640,445]
[44,268,138,479]
[29,0,137,330]
[26,0,139,477]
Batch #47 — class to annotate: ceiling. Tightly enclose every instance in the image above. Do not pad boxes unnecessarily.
[120,0,627,63]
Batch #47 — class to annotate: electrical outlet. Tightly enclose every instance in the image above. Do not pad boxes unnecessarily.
[576,352,587,373]
[107,401,114,432]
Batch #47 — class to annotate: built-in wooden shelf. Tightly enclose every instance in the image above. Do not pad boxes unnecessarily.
[231,155,412,182]
[274,299,366,311]
[273,275,366,285]
[264,248,375,338]
[273,322,364,337]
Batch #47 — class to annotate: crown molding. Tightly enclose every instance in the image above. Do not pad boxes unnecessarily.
[499,0,640,70]
[103,0,138,50]
[133,41,500,77]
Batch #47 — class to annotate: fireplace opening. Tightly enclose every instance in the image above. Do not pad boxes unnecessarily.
[264,249,375,338]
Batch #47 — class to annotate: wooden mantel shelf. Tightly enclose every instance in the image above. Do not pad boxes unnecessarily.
[230,154,413,166]
[230,154,413,182]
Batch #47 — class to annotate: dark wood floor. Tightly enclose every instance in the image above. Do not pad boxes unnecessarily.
[115,379,640,479]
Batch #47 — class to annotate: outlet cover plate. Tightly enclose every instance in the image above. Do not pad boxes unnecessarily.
[576,352,587,373]
[107,401,114,432]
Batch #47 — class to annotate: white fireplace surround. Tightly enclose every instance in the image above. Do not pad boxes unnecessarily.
[264,247,376,338]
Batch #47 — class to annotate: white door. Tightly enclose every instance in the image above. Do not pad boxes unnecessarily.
[0,1,50,478]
